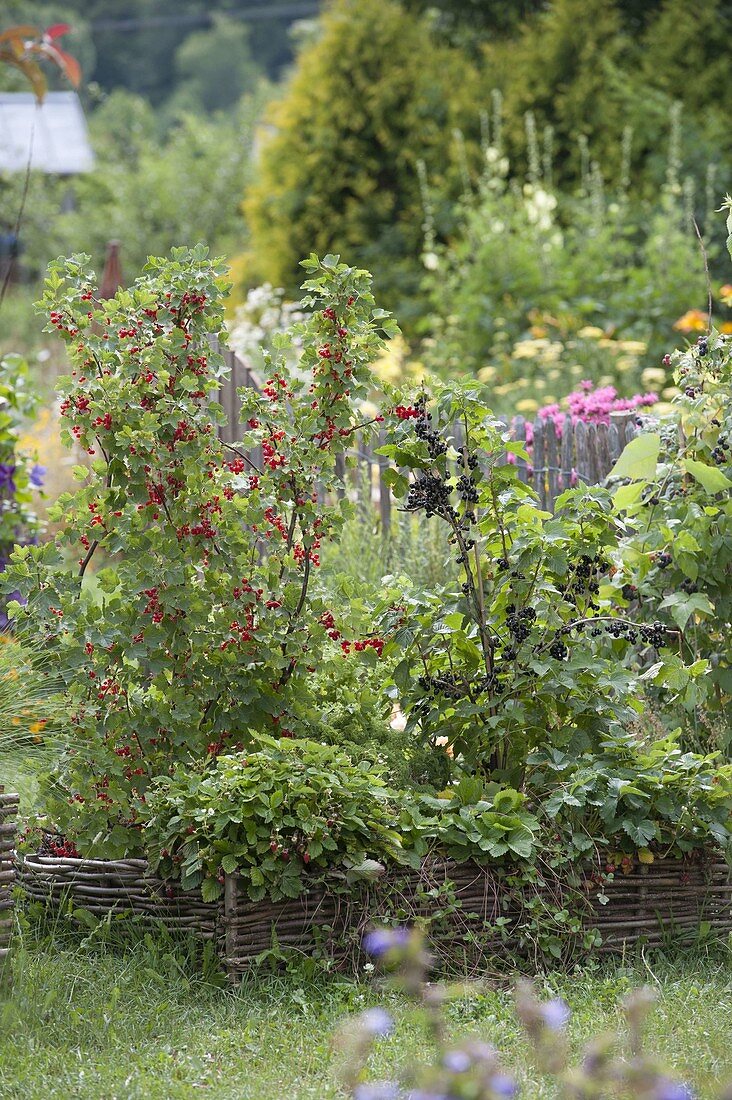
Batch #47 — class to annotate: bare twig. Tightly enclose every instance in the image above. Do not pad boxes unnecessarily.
[691,215,713,335]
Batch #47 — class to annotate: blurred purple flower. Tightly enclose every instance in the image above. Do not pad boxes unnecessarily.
[0,463,16,494]
[359,1008,395,1037]
[363,928,412,958]
[29,464,46,488]
[653,1081,695,1100]
[442,1050,471,1073]
[354,1083,401,1100]
[540,998,570,1030]
[489,1075,517,1098]
[405,1092,450,1100]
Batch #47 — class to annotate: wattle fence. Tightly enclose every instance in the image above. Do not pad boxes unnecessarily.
[214,339,639,529]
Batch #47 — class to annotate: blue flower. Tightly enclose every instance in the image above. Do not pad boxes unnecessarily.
[653,1080,695,1100]
[363,928,412,958]
[489,1074,518,1098]
[359,1008,395,1037]
[29,464,46,488]
[442,1050,472,1073]
[0,463,17,494]
[354,1083,401,1100]
[540,998,570,1030]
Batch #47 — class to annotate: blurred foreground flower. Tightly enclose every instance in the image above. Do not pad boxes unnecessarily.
[336,928,718,1100]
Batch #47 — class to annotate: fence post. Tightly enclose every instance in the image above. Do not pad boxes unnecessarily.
[560,413,573,493]
[512,416,530,484]
[532,418,546,508]
[544,417,559,510]
[596,421,612,479]
[575,419,590,485]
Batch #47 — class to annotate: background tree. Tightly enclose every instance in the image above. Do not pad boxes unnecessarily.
[243,0,482,327]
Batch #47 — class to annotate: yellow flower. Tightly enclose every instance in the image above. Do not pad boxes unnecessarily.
[616,340,647,355]
[720,322,732,335]
[477,366,497,383]
[661,387,680,400]
[577,325,605,339]
[718,284,732,306]
[641,368,667,388]
[512,340,543,359]
[515,398,539,414]
[29,720,47,734]
[673,309,707,333]
[529,325,548,338]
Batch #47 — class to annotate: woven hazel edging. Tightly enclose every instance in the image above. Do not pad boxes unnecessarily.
[0,789,19,970]
[17,851,732,981]
[220,855,732,980]
[18,853,219,938]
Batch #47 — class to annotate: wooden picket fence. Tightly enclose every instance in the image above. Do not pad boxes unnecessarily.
[214,340,639,531]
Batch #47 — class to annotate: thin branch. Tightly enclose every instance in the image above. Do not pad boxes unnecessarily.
[0,110,36,316]
[691,215,713,335]
[222,441,262,475]
[78,539,99,579]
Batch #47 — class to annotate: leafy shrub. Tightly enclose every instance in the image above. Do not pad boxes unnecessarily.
[484,0,732,193]
[144,737,412,902]
[374,384,687,782]
[0,354,45,625]
[296,656,450,790]
[2,250,393,857]
[6,91,263,284]
[610,230,732,743]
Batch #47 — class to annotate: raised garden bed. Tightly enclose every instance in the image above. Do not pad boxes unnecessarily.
[0,788,19,972]
[17,852,732,980]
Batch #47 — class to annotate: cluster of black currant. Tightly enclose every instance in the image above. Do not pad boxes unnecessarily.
[413,396,447,458]
[406,472,455,519]
[588,619,667,648]
[711,436,729,465]
[505,605,536,644]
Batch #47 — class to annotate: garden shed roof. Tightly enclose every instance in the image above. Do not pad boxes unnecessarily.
[0,92,94,174]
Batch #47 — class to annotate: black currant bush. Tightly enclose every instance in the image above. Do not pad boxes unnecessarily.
[376,384,697,783]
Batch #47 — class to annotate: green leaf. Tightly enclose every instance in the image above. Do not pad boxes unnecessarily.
[612,480,646,511]
[201,877,223,902]
[381,468,409,498]
[683,458,732,495]
[608,433,660,481]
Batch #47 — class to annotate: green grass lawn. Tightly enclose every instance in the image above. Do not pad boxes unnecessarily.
[1,935,732,1099]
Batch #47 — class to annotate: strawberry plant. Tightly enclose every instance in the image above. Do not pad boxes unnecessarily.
[144,737,414,902]
[2,249,393,857]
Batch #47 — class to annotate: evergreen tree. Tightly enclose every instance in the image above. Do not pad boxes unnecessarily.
[243,0,481,325]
